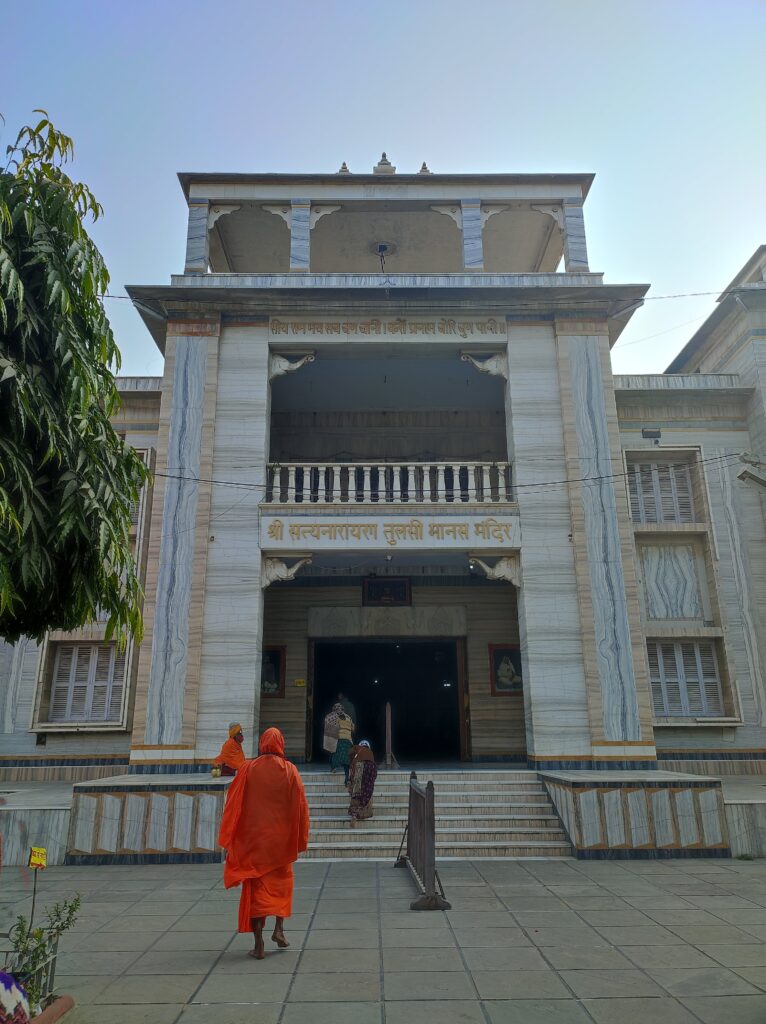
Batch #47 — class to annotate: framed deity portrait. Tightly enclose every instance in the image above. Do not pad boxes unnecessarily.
[489,644,522,696]
[261,646,286,699]
[362,577,412,607]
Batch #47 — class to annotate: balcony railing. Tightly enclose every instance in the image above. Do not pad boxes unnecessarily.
[264,462,512,505]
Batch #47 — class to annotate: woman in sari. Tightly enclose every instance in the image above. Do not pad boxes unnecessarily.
[218,727,310,960]
[348,740,377,825]
[329,703,354,782]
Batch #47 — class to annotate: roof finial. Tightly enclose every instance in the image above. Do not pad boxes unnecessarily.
[373,151,396,175]
[337,161,350,174]
[419,161,432,174]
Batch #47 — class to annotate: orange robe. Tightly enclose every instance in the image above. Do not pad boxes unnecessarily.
[218,728,310,929]
[214,737,245,773]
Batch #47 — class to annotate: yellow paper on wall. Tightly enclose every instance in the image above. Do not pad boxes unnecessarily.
[28,847,47,870]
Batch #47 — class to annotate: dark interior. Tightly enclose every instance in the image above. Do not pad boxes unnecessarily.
[312,639,462,762]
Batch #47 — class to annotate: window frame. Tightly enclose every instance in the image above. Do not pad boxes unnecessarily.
[627,456,696,525]
[47,642,127,725]
[648,638,725,719]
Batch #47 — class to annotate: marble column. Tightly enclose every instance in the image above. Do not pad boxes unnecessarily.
[184,199,209,273]
[561,331,640,741]
[562,201,589,271]
[461,199,484,269]
[505,323,592,763]
[144,324,219,746]
[290,199,311,270]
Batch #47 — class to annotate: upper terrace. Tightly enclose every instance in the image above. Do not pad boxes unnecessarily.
[177,155,595,277]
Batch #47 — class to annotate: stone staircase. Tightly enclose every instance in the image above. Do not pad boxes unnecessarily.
[301,768,572,859]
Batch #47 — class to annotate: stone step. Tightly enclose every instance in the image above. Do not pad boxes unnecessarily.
[311,814,563,829]
[303,779,546,791]
[302,770,537,782]
[306,792,550,807]
[309,828,569,843]
[302,840,573,859]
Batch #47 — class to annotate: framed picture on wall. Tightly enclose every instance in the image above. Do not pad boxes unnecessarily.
[489,644,522,695]
[362,577,412,607]
[261,646,286,699]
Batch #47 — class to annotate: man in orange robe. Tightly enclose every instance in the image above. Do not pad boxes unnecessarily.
[218,727,310,959]
[214,722,246,776]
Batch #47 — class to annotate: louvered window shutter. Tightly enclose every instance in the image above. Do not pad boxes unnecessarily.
[50,646,75,721]
[45,642,126,724]
[108,647,127,721]
[630,460,695,524]
[647,640,723,717]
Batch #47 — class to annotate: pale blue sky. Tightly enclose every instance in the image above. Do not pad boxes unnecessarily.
[3,0,764,377]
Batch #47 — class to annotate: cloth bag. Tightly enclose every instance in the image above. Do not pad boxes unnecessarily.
[322,710,340,753]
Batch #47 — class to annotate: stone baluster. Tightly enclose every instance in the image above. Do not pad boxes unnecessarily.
[406,464,416,503]
[497,464,508,502]
[392,466,402,504]
[436,465,446,503]
[287,465,296,503]
[482,464,491,503]
[330,465,341,504]
[316,465,325,503]
[361,465,370,503]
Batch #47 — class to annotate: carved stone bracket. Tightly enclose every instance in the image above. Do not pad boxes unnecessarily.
[310,205,341,229]
[261,555,313,588]
[461,351,508,380]
[469,554,520,587]
[208,205,241,229]
[531,204,564,230]
[269,352,316,381]
[430,205,462,228]
[262,205,292,226]
[481,205,508,227]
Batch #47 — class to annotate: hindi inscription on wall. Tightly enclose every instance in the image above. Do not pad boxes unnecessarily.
[260,514,520,551]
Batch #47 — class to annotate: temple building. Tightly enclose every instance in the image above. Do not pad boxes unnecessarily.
[1,158,765,862]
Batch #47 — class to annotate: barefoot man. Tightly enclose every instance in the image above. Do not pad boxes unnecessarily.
[218,727,310,959]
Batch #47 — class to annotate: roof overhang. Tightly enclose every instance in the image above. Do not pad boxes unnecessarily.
[665,286,766,373]
[126,276,648,355]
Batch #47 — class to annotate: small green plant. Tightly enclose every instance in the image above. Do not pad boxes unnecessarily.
[737,853,754,861]
[3,894,80,1011]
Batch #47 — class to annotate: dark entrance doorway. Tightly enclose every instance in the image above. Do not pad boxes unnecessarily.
[311,639,464,762]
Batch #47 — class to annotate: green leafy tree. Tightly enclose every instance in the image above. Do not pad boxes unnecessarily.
[0,112,148,643]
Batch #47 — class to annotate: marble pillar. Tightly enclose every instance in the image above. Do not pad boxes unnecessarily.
[290,199,311,270]
[565,334,640,741]
[195,321,271,759]
[562,201,589,271]
[505,323,591,761]
[184,199,209,273]
[461,199,484,270]
[144,335,209,745]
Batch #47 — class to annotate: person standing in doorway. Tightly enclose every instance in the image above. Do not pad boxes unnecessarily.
[329,703,354,782]
[218,727,310,960]
[337,691,356,726]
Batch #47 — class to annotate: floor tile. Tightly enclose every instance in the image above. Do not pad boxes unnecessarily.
[56,951,142,975]
[66,1006,184,1024]
[594,925,685,945]
[542,945,633,970]
[560,968,665,998]
[451,927,531,947]
[179,1007,282,1024]
[526,926,607,947]
[281,1004,382,1024]
[211,949,301,973]
[446,912,515,928]
[679,994,766,1023]
[382,913,450,930]
[383,947,465,972]
[621,944,720,969]
[305,929,379,949]
[193,972,292,1003]
[642,909,725,926]
[382,927,456,947]
[126,949,219,975]
[51,976,114,1006]
[583,997,699,1024]
[483,999,592,1023]
[471,969,570,999]
[699,944,766,967]
[668,925,759,944]
[731,966,766,991]
[576,909,652,927]
[299,948,380,972]
[461,946,547,971]
[288,972,380,1002]
[646,966,759,997]
[384,971,475,1000]
[152,930,236,951]
[95,974,206,1004]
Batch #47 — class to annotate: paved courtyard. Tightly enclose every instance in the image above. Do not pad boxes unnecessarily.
[5,857,766,1023]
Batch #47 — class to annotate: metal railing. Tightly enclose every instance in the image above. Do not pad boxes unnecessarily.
[395,771,451,911]
[264,461,512,505]
[0,932,59,1011]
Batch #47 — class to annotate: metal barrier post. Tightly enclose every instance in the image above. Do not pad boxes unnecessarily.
[394,772,450,910]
